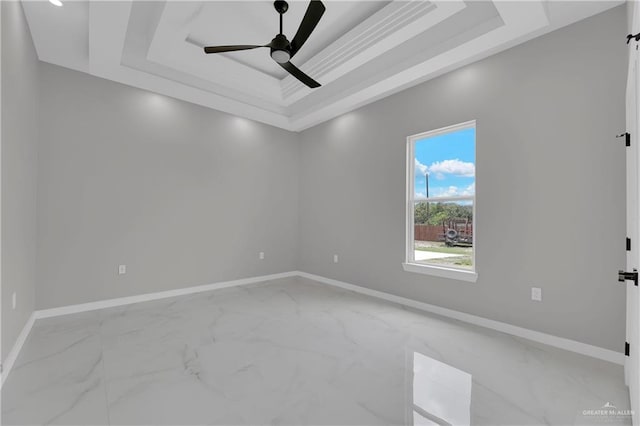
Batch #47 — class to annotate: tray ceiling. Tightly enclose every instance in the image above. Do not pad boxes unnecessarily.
[23,0,622,131]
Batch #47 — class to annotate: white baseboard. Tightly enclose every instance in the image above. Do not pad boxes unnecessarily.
[35,271,298,319]
[1,272,296,387]
[1,312,36,389]
[1,269,623,389]
[296,271,625,365]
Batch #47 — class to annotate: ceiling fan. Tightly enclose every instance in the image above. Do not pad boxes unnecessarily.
[203,0,325,89]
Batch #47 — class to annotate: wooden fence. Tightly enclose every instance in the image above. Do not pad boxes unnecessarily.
[414,223,473,242]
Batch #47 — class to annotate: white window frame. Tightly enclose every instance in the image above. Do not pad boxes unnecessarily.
[403,120,478,282]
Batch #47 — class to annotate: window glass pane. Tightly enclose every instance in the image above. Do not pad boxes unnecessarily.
[414,127,475,199]
[414,201,473,270]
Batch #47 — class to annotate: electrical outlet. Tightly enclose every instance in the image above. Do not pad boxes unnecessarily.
[118,265,126,275]
[12,292,16,310]
[531,287,542,302]
[259,252,265,260]
[333,254,339,263]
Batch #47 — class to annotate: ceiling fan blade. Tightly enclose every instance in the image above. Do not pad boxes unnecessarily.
[289,1,325,58]
[279,61,321,88]
[204,45,265,54]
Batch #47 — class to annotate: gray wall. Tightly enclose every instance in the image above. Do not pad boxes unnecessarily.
[1,1,39,362]
[297,6,627,352]
[31,5,628,352]
[36,64,299,309]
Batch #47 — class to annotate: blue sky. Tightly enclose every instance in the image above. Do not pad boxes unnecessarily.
[414,127,475,198]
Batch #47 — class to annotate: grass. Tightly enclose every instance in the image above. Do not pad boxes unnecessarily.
[414,241,473,269]
[415,245,471,255]
[428,256,473,268]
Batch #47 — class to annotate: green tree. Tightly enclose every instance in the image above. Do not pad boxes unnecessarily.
[415,202,472,225]
[415,202,429,224]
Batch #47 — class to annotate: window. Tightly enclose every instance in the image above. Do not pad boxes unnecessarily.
[404,121,477,282]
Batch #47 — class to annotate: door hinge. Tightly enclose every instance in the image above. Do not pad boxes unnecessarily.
[627,237,631,251]
[618,269,638,286]
[617,132,631,147]
[625,341,630,356]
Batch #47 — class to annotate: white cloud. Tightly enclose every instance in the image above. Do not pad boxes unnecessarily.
[415,159,429,176]
[428,159,475,179]
[465,182,475,194]
[434,186,462,197]
[431,183,475,198]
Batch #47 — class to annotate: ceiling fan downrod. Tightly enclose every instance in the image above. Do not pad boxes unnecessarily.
[274,0,288,34]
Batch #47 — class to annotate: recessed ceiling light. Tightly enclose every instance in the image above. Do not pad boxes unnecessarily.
[49,0,63,7]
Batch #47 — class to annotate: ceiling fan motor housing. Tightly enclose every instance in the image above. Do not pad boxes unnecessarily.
[270,34,291,63]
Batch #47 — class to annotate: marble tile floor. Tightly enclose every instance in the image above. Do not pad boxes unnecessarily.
[0,276,631,425]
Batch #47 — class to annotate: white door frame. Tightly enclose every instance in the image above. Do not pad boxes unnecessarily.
[626,3,640,425]
[0,2,4,422]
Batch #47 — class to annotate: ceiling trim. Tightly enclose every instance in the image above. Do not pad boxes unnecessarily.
[22,0,624,132]
[281,0,465,101]
[148,2,285,103]
[89,1,292,129]
[288,1,551,130]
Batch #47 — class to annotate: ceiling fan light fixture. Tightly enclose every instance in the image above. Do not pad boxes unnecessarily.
[202,0,325,88]
[271,49,290,64]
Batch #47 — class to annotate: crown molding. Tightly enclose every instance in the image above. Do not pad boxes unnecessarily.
[282,0,465,101]
[22,0,623,132]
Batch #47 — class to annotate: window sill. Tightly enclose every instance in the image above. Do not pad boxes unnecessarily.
[402,262,478,283]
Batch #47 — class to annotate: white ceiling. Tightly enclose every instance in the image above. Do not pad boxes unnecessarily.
[23,0,623,131]
[187,2,390,79]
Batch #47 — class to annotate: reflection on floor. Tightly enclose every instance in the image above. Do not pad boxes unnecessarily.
[1,276,631,425]
[412,352,472,425]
